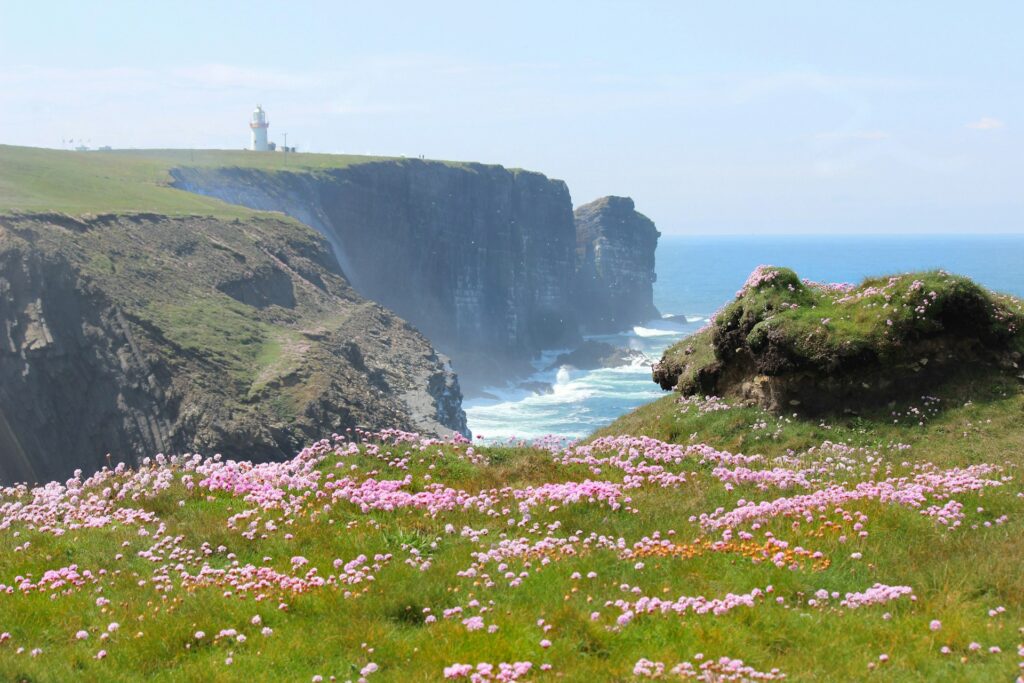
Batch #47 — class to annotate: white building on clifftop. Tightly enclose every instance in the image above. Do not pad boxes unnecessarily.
[250,105,269,151]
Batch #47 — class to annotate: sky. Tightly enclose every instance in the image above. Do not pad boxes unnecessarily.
[0,1,1021,234]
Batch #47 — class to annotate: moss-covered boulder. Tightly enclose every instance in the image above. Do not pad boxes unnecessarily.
[654,266,1024,414]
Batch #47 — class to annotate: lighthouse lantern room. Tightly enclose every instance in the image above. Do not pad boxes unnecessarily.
[250,105,269,151]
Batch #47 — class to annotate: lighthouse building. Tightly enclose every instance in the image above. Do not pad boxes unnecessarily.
[250,105,269,151]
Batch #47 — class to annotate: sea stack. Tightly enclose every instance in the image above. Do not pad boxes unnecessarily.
[574,196,661,333]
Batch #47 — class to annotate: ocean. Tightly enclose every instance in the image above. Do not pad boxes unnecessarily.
[464,234,1024,440]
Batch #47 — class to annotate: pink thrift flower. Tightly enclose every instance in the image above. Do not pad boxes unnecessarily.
[75,630,89,640]
[929,620,942,631]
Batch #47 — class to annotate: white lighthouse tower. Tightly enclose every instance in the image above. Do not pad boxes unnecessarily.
[250,105,269,151]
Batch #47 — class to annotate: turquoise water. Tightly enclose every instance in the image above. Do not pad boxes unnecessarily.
[464,235,1024,440]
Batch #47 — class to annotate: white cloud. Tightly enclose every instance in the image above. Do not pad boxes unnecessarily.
[966,116,1004,130]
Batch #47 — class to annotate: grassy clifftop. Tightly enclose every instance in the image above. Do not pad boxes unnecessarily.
[0,145,468,216]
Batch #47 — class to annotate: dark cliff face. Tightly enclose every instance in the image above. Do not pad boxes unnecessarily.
[171,163,660,389]
[574,196,661,333]
[0,213,467,484]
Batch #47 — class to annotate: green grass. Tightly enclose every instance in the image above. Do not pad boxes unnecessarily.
[0,145,494,216]
[0,144,381,215]
[1,373,1022,681]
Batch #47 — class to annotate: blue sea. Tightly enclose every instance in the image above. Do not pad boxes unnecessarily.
[464,235,1024,440]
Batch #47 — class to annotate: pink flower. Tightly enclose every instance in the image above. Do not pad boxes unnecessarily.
[75,630,89,640]
[929,619,942,631]
[95,649,107,660]
[540,639,551,649]
[462,616,484,632]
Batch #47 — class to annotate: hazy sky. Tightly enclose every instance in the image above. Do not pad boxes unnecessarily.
[1,1,1021,234]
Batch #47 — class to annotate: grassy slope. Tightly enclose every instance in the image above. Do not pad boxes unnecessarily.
[1,372,1022,681]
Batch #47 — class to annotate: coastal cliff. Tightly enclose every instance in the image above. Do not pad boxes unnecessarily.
[171,162,661,386]
[0,212,467,484]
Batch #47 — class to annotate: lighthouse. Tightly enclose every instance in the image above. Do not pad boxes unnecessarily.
[250,105,269,151]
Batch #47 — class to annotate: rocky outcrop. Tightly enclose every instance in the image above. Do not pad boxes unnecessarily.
[655,266,1024,416]
[170,164,661,389]
[0,213,467,484]
[574,196,660,333]
[545,340,647,371]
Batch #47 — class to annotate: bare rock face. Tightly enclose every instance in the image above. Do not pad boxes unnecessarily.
[574,196,661,333]
[0,213,467,484]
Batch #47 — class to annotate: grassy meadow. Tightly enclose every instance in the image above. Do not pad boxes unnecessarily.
[1,367,1022,681]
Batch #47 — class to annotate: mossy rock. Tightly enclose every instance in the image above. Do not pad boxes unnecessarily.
[654,266,1024,415]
